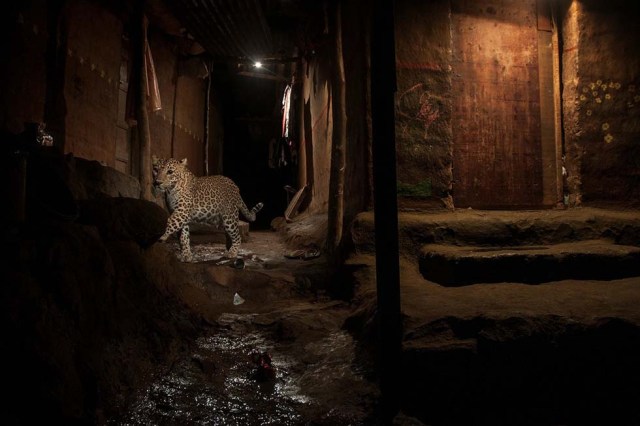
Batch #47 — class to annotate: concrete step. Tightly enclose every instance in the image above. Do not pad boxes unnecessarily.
[419,239,640,285]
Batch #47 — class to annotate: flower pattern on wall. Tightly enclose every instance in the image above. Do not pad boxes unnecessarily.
[578,80,638,144]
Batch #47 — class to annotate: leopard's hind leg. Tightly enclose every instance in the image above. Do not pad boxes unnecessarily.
[221,214,241,258]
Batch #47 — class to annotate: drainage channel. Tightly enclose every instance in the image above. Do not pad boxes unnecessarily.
[110,310,380,425]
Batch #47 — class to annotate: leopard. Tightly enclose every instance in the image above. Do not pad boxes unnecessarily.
[152,155,263,262]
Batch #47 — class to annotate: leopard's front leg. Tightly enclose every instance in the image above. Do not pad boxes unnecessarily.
[178,225,193,262]
[160,211,193,262]
[160,207,189,242]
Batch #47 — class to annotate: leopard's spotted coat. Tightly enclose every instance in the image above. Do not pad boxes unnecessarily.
[152,156,263,261]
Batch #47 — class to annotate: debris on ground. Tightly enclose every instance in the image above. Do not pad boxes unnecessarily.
[284,246,321,260]
[249,350,276,382]
[233,293,245,305]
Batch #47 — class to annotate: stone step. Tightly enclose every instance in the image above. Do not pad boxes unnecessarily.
[419,239,640,286]
[351,208,640,255]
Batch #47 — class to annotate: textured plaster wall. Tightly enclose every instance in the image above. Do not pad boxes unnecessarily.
[562,0,640,206]
[561,1,582,206]
[2,0,209,181]
[170,69,206,176]
[146,31,209,177]
[394,0,453,203]
[64,2,206,176]
[64,0,121,166]
[299,0,372,223]
[148,30,177,161]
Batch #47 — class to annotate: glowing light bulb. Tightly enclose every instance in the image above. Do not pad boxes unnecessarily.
[254,61,262,68]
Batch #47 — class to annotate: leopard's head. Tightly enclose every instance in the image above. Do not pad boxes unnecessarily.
[152,157,188,191]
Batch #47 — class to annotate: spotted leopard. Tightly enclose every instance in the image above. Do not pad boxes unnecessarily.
[152,156,263,261]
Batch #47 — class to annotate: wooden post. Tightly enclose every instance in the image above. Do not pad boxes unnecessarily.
[135,4,153,200]
[326,0,347,264]
[371,0,401,420]
[204,60,211,176]
[170,56,179,158]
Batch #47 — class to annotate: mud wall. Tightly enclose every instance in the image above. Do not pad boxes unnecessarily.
[171,60,207,176]
[394,0,550,209]
[299,0,370,227]
[64,0,122,166]
[2,0,213,182]
[394,0,453,204]
[393,0,640,208]
[147,30,177,162]
[147,33,209,177]
[562,0,640,206]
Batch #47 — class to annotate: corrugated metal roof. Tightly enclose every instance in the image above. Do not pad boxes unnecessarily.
[170,0,274,60]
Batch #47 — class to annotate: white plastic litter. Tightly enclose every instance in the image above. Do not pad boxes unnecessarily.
[233,292,245,305]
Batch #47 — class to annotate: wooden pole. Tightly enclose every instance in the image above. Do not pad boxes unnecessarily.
[371,0,401,420]
[326,0,347,264]
[136,5,153,200]
[204,60,211,176]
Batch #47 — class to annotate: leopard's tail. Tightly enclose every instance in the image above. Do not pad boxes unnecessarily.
[239,201,264,222]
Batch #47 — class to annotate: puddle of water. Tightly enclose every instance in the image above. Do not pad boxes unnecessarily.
[110,313,379,425]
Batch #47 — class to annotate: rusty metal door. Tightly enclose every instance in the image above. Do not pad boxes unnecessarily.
[451,0,544,208]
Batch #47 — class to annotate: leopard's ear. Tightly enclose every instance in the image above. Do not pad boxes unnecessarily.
[181,158,188,165]
[152,155,159,165]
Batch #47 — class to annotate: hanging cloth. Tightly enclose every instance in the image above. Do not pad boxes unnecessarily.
[281,84,292,138]
[125,15,161,125]
[144,34,162,112]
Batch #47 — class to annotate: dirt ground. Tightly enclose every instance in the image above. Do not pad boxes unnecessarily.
[4,192,639,424]
[347,206,640,424]
[108,227,384,425]
[149,205,640,424]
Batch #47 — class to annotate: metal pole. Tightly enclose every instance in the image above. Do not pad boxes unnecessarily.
[370,0,402,421]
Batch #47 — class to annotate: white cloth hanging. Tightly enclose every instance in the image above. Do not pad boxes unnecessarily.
[281,84,292,138]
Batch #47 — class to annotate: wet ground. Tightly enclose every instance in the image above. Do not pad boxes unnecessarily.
[108,230,381,425]
[106,207,640,425]
[111,316,378,425]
